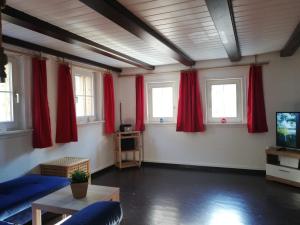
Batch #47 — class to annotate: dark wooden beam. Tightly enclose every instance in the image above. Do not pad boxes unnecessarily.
[3,35,122,72]
[79,0,195,67]
[280,22,300,57]
[205,0,241,61]
[2,6,154,70]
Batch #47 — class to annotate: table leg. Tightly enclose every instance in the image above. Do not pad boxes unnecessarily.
[118,137,122,169]
[32,206,42,225]
[138,146,142,167]
[112,192,120,202]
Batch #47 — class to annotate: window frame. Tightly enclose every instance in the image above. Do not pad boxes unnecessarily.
[0,57,21,132]
[72,66,97,124]
[146,81,178,124]
[206,78,244,124]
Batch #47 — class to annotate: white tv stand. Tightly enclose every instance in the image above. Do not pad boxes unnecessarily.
[266,147,300,187]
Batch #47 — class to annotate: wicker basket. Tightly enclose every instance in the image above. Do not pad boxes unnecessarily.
[40,157,90,178]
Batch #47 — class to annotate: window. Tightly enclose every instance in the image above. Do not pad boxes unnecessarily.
[0,60,21,131]
[206,78,243,124]
[147,82,177,123]
[73,67,96,123]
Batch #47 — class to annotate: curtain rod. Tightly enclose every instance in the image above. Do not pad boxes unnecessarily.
[5,47,49,60]
[120,61,270,77]
[5,47,108,73]
[60,60,107,73]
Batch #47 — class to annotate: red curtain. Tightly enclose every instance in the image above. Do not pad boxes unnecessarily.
[104,73,115,134]
[247,65,268,133]
[32,58,52,148]
[176,70,205,132]
[135,75,145,131]
[56,64,78,143]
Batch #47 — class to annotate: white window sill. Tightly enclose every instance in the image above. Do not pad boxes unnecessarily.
[206,123,247,128]
[145,123,247,128]
[77,120,104,127]
[145,122,176,127]
[0,129,33,139]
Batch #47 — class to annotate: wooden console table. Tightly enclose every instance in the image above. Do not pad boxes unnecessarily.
[266,147,300,187]
[114,131,142,169]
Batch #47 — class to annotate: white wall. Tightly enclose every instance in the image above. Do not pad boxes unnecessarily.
[0,47,119,182]
[1,49,299,183]
[119,51,300,170]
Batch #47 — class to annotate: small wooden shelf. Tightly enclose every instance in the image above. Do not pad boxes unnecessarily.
[116,161,140,169]
[114,131,143,169]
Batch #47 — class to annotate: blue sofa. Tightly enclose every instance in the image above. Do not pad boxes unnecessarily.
[0,175,122,225]
[0,202,122,225]
[0,175,70,223]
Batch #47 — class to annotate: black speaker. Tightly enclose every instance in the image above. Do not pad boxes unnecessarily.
[121,138,135,151]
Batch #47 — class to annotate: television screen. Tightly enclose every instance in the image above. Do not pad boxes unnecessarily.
[276,112,300,149]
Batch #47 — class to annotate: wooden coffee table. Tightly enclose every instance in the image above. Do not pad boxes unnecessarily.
[32,185,120,225]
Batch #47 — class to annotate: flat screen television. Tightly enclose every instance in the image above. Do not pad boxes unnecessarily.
[276,112,300,150]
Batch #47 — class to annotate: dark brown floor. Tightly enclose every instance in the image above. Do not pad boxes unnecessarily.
[92,165,300,225]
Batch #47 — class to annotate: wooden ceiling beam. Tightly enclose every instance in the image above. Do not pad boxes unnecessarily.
[205,0,241,61]
[280,22,300,57]
[3,35,122,72]
[2,6,154,70]
[79,0,195,67]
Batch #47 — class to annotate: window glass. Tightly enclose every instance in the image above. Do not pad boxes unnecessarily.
[75,75,84,96]
[85,75,93,96]
[152,87,173,118]
[211,84,237,118]
[85,96,94,116]
[75,96,85,117]
[74,71,95,122]
[0,63,13,122]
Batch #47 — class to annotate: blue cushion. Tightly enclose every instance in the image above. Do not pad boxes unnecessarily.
[0,175,70,221]
[62,202,122,225]
[0,222,12,225]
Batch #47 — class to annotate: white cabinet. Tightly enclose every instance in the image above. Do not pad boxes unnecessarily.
[266,148,300,187]
[266,164,300,183]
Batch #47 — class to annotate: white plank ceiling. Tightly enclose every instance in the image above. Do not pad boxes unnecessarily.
[3,0,300,69]
[118,0,228,60]
[2,21,133,68]
[5,0,178,67]
[232,0,300,56]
